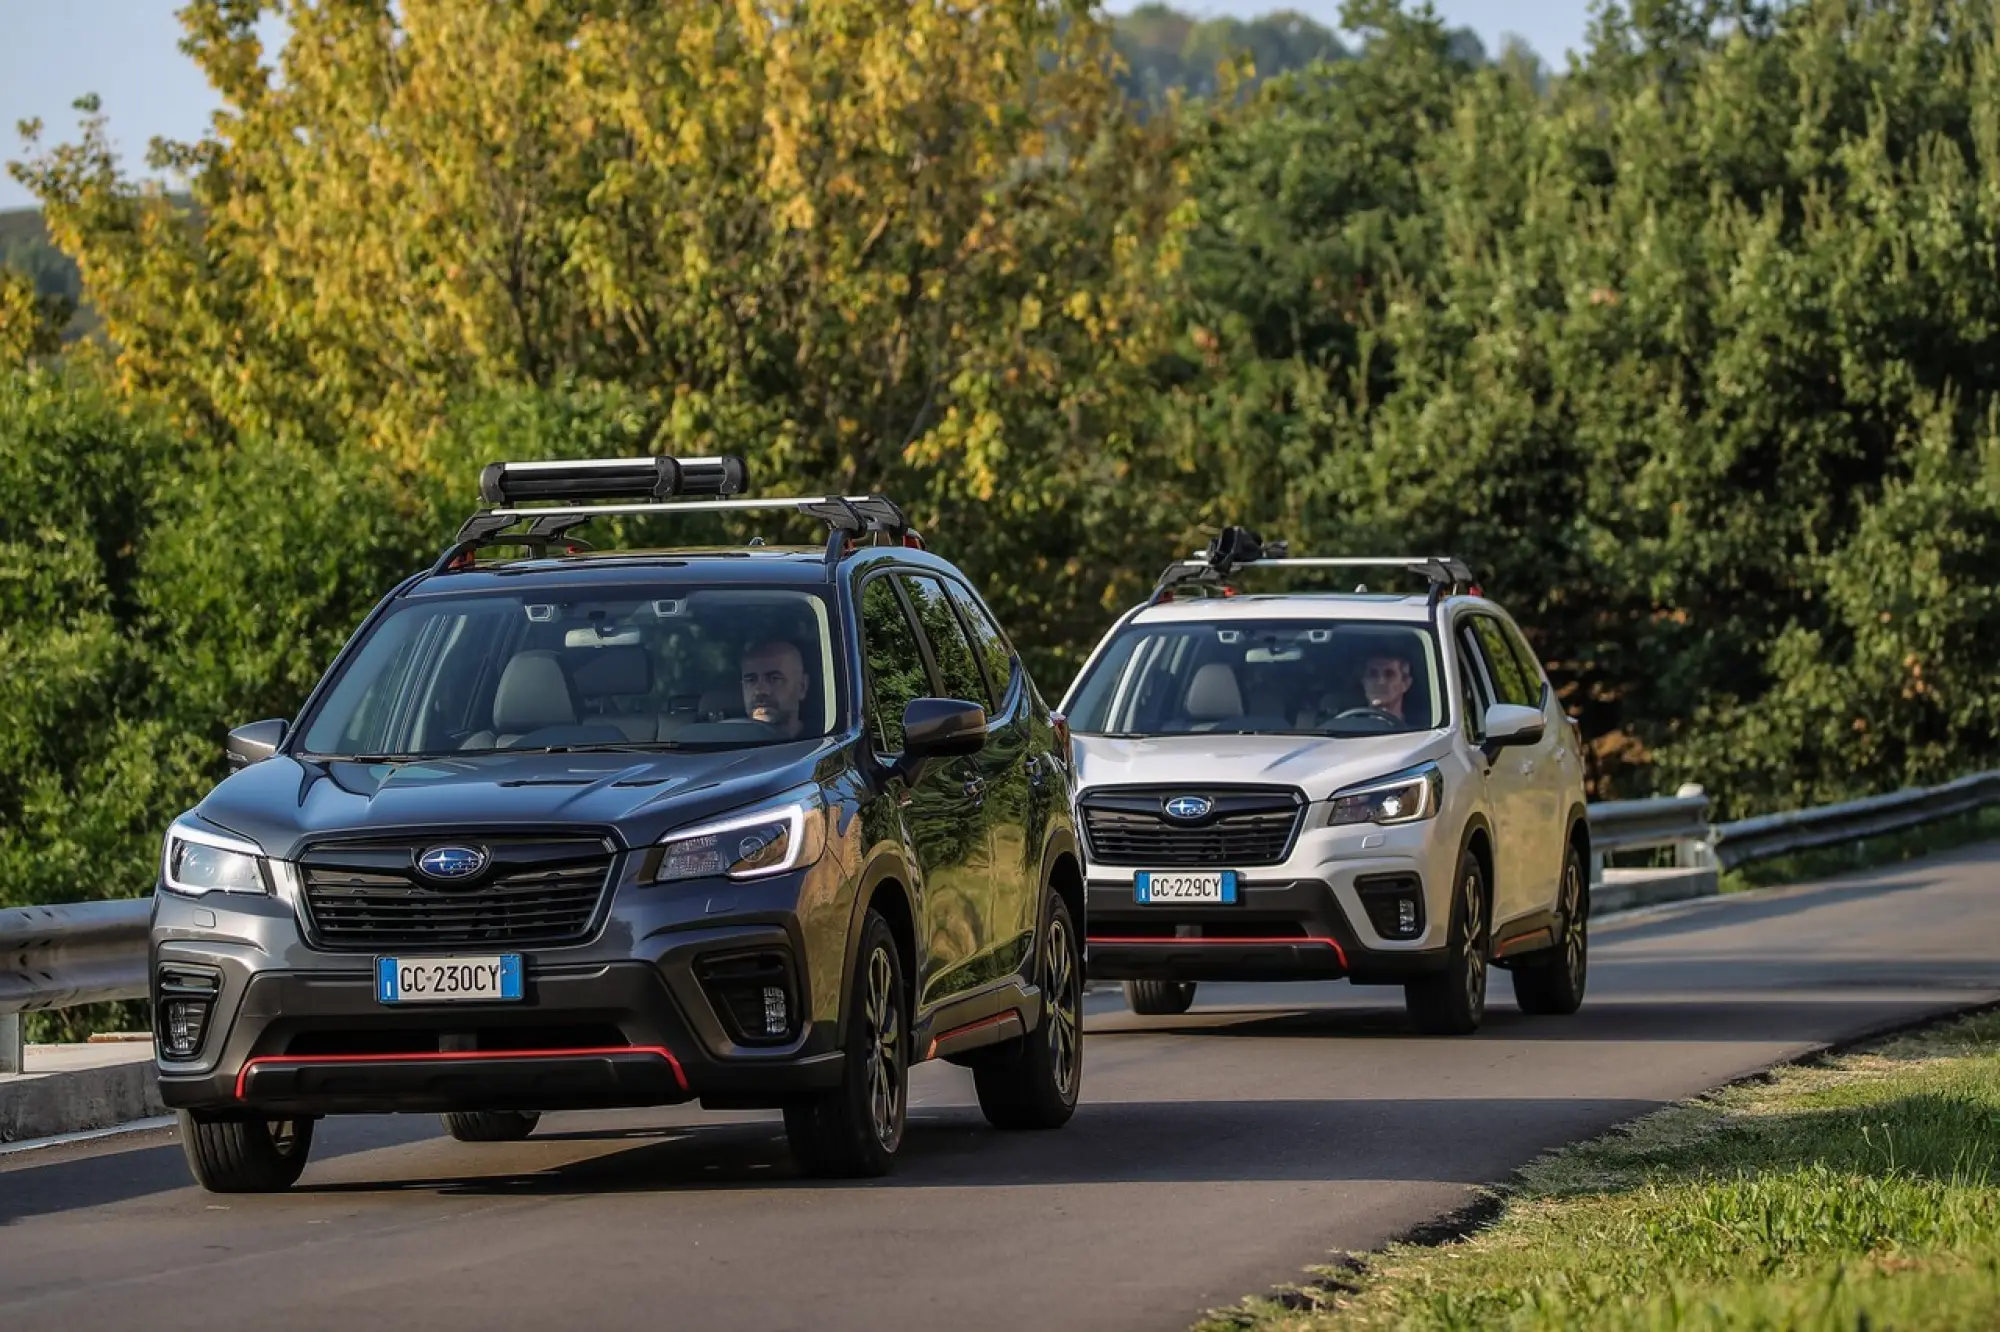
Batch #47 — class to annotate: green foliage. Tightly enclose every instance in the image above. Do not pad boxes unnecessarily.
[0,367,182,907]
[1,205,96,345]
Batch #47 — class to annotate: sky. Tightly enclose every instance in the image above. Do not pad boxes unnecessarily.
[0,1,1602,211]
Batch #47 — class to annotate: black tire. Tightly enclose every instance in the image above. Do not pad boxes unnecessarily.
[441,1110,541,1142]
[1124,979,1197,1016]
[178,1110,314,1193]
[1513,841,1589,1015]
[1404,847,1490,1035]
[784,908,908,1178]
[973,890,1084,1131]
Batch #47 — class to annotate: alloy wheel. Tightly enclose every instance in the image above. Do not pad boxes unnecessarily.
[1046,915,1081,1101]
[1462,868,1486,1017]
[1561,859,1586,987]
[864,946,903,1147]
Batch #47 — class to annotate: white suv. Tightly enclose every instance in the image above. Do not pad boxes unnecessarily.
[1059,530,1590,1034]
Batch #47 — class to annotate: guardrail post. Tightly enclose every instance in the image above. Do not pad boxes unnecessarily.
[1672,784,1716,869]
[0,1012,22,1075]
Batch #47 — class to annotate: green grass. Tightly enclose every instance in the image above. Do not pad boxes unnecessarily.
[1195,1009,2000,1332]
[1716,805,2000,896]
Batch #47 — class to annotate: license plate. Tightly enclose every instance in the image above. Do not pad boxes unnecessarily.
[1135,871,1238,904]
[375,955,523,1004]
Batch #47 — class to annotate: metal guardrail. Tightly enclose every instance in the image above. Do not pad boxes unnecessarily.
[4,769,1999,1073]
[1710,770,2000,869]
[0,899,152,1073]
[1581,785,1713,875]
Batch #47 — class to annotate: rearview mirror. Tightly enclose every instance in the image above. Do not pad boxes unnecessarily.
[226,719,289,769]
[902,698,987,761]
[1483,703,1545,748]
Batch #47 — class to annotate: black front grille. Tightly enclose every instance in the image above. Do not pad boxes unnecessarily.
[297,834,616,950]
[1081,788,1304,867]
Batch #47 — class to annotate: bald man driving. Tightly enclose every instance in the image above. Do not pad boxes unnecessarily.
[741,639,811,740]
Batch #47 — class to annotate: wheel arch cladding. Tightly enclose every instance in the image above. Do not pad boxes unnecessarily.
[1048,850,1084,934]
[1461,817,1495,907]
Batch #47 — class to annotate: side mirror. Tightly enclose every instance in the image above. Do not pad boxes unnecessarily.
[902,698,987,762]
[1483,703,1545,749]
[226,719,289,770]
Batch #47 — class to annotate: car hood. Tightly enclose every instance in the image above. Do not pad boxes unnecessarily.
[1071,730,1454,803]
[188,742,844,858]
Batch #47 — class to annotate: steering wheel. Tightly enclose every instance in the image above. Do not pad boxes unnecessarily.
[1332,705,1403,726]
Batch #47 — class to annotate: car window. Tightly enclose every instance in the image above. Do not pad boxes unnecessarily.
[1497,616,1547,706]
[1064,617,1445,737]
[859,574,932,752]
[297,585,839,756]
[1467,615,1539,709]
[899,574,990,711]
[940,578,1017,712]
[1454,623,1494,742]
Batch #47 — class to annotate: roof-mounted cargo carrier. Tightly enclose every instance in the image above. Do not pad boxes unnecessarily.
[1151,525,1476,606]
[436,454,923,573]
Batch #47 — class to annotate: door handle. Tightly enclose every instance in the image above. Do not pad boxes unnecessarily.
[963,776,987,802]
[1025,756,1046,788]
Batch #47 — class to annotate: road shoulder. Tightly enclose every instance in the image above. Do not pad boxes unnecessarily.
[1195,1001,2000,1332]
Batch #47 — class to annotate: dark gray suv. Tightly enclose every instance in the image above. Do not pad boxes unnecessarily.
[149,456,1085,1191]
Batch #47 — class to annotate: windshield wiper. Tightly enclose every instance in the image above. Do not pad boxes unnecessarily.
[512,742,688,754]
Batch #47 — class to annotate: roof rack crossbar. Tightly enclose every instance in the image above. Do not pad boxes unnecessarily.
[436,492,922,574]
[1148,526,1476,604]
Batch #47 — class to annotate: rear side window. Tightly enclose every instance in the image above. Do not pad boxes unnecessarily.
[1497,617,1547,706]
[940,578,1017,711]
[1454,624,1494,742]
[900,574,989,711]
[1467,615,1539,709]
[859,575,931,752]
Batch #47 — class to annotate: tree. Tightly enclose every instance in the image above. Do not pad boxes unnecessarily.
[13,0,1191,682]
[0,267,70,365]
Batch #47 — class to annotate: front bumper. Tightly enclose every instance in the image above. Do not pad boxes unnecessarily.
[149,854,856,1116]
[1083,875,1450,985]
[153,956,845,1116]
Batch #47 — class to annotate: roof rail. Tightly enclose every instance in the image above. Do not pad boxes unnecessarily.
[1150,526,1477,606]
[432,454,923,573]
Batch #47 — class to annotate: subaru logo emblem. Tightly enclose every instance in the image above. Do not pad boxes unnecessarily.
[1164,795,1213,822]
[416,845,487,881]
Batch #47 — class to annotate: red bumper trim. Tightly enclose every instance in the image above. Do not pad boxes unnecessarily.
[233,1045,689,1101]
[1086,935,1351,969]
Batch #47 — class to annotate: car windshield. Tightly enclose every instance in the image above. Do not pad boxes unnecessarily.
[1064,617,1445,738]
[295,584,842,758]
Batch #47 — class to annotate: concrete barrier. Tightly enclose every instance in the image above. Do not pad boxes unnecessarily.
[1594,865,1720,915]
[0,1040,165,1145]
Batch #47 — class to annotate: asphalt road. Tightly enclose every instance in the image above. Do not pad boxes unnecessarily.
[6,845,1999,1332]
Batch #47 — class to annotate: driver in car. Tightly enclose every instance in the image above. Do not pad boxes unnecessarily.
[1298,648,1413,729]
[741,638,811,740]
[1359,650,1412,723]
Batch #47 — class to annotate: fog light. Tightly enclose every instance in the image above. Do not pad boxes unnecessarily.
[1356,873,1426,940]
[161,998,210,1058]
[763,986,788,1037]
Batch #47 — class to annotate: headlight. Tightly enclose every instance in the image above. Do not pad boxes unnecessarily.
[1326,764,1442,827]
[161,817,269,896]
[654,794,828,884]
